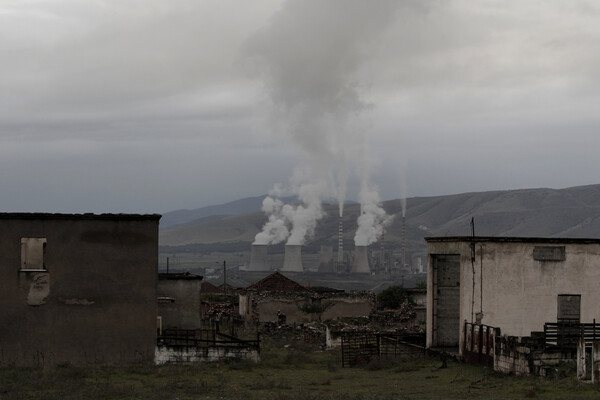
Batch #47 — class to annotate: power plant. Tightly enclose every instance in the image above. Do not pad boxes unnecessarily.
[282,244,303,272]
[351,245,370,274]
[249,244,270,271]
[245,200,426,276]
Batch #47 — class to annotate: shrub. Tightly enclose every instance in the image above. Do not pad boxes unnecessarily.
[377,286,412,310]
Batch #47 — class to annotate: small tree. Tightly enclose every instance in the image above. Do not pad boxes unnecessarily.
[297,297,334,322]
[377,285,412,310]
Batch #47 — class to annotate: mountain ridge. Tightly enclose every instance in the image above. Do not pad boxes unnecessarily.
[159,184,600,259]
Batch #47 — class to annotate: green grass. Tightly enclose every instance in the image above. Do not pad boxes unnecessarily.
[2,341,600,400]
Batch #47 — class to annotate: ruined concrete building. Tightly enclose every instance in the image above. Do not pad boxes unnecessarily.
[239,271,375,325]
[0,213,160,367]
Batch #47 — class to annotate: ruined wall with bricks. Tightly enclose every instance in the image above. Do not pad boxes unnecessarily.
[241,291,375,325]
[494,334,576,376]
[0,213,159,367]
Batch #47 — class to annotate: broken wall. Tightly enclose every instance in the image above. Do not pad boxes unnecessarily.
[243,290,375,325]
[494,334,576,376]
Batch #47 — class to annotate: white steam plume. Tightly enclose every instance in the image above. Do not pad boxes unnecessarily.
[247,0,399,245]
[253,197,290,245]
[354,183,393,246]
[398,159,408,217]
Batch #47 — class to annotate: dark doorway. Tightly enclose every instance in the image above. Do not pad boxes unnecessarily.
[432,254,460,347]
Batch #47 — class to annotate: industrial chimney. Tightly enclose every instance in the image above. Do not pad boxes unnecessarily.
[351,245,370,274]
[249,244,270,271]
[282,244,303,272]
[337,216,344,269]
[318,245,334,273]
[401,216,406,271]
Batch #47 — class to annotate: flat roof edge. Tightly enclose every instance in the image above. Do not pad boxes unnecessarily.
[425,236,600,244]
[0,213,162,221]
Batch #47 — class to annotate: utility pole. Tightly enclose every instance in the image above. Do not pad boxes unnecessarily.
[223,260,227,296]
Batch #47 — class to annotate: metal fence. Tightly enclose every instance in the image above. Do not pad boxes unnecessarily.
[341,332,425,367]
[544,321,600,350]
[158,328,260,351]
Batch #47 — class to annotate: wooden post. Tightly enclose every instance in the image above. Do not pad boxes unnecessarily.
[577,337,586,381]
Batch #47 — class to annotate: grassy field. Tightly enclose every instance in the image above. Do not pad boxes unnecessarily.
[1,338,599,400]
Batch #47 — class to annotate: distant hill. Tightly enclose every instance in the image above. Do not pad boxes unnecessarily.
[160,195,273,228]
[159,184,600,259]
[161,195,357,229]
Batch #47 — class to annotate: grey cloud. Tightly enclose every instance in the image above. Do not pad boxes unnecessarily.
[1,0,599,213]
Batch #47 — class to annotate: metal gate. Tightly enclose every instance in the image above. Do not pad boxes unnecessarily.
[463,322,496,367]
[341,333,379,367]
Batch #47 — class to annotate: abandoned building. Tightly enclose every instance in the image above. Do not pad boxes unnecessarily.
[239,271,375,325]
[426,236,600,375]
[157,272,203,332]
[0,213,160,367]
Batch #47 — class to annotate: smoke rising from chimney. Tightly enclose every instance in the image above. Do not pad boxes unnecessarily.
[248,0,399,246]
[253,197,290,245]
[354,184,393,246]
[398,161,408,217]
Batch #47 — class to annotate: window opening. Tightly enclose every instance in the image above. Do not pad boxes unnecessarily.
[21,238,47,271]
[557,294,581,323]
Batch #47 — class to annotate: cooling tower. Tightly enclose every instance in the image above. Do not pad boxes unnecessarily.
[318,246,334,273]
[249,244,270,271]
[282,244,303,272]
[351,245,370,274]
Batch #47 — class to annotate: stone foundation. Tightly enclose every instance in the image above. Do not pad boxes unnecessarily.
[155,345,259,365]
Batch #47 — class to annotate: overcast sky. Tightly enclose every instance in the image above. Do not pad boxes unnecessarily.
[2,0,600,214]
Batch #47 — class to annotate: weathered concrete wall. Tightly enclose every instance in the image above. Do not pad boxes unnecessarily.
[158,276,202,329]
[155,345,259,364]
[257,297,311,324]
[321,296,374,321]
[0,213,159,366]
[244,291,375,325]
[427,238,600,353]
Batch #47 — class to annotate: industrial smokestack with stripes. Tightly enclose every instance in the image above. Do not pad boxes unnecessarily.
[282,244,303,272]
[337,216,344,268]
